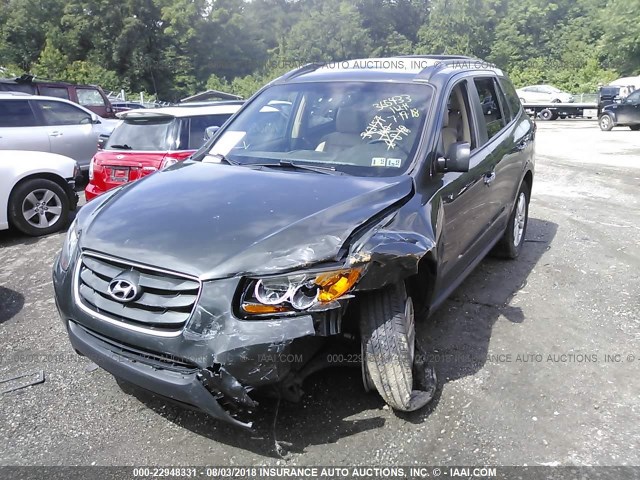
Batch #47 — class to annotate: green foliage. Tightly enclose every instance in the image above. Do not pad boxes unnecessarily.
[1,0,639,100]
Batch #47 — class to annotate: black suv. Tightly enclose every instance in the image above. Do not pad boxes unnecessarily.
[53,56,535,428]
[599,88,640,131]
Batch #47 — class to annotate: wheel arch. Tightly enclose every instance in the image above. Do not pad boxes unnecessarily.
[8,172,71,219]
[599,111,617,124]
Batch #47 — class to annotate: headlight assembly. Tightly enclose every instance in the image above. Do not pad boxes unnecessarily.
[240,268,362,317]
[58,219,80,271]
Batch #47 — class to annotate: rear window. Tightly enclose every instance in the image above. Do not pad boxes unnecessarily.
[106,117,177,151]
[186,114,233,150]
[0,100,37,127]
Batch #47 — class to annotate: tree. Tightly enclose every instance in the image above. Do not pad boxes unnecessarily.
[601,0,640,75]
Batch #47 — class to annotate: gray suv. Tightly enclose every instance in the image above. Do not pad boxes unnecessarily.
[53,56,535,428]
[0,92,118,170]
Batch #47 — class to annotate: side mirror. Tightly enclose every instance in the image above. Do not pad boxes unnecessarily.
[91,113,100,124]
[436,142,471,173]
[97,134,109,150]
[205,125,220,140]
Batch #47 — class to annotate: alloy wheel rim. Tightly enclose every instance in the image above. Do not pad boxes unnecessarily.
[22,189,63,229]
[601,117,610,129]
[513,192,526,247]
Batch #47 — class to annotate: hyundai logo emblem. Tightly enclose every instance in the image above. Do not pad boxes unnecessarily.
[108,276,140,303]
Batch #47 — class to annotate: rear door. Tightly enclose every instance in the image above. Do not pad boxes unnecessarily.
[32,99,97,169]
[0,99,51,153]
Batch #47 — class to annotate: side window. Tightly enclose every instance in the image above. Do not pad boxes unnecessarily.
[498,78,522,121]
[188,114,232,150]
[0,100,37,127]
[626,90,640,105]
[77,88,106,107]
[473,77,506,141]
[39,86,70,100]
[440,81,476,155]
[36,100,92,125]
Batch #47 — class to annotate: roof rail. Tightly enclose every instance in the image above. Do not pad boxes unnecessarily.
[0,91,32,96]
[415,56,491,82]
[275,62,325,82]
[401,54,475,61]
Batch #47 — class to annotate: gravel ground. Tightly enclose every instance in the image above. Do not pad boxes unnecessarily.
[0,120,639,466]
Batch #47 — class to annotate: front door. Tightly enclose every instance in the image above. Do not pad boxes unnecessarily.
[617,90,640,124]
[433,79,498,294]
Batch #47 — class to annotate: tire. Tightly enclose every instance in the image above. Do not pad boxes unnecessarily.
[493,181,530,259]
[539,109,554,121]
[599,115,614,131]
[629,125,640,131]
[8,178,70,236]
[551,98,561,103]
[359,283,434,412]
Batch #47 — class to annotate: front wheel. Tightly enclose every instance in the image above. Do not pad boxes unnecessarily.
[629,125,640,131]
[494,182,530,259]
[8,178,70,236]
[359,283,436,412]
[599,115,614,131]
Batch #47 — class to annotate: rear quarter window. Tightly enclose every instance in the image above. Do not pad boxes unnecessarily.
[498,78,523,121]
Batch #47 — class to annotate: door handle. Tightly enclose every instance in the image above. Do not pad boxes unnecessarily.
[49,131,63,137]
[484,171,496,186]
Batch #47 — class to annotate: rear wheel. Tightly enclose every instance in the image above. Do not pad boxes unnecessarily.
[599,115,614,131]
[539,109,554,121]
[494,181,530,259]
[359,283,435,411]
[8,178,70,236]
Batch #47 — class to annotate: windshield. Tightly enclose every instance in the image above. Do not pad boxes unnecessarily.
[106,117,177,151]
[204,82,433,176]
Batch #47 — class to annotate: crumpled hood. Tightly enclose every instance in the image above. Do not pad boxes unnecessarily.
[80,162,413,278]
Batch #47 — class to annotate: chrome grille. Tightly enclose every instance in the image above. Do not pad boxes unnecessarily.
[75,253,200,335]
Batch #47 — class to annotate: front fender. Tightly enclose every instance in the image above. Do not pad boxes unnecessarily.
[346,195,441,291]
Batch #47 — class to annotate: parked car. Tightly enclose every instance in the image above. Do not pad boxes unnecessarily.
[0,92,118,170]
[516,84,574,104]
[599,88,640,131]
[111,102,146,114]
[0,150,79,236]
[0,74,115,118]
[85,103,242,200]
[53,55,535,428]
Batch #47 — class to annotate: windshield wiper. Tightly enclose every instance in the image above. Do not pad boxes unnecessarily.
[108,144,132,150]
[248,160,346,175]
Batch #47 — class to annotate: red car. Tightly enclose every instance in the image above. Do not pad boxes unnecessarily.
[86,103,241,200]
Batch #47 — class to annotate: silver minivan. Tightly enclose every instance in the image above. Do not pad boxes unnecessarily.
[0,92,118,170]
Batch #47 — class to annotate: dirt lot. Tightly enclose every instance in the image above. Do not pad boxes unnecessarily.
[1,120,639,466]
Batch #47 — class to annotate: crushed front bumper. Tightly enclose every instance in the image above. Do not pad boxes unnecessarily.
[53,254,322,428]
[66,320,257,427]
